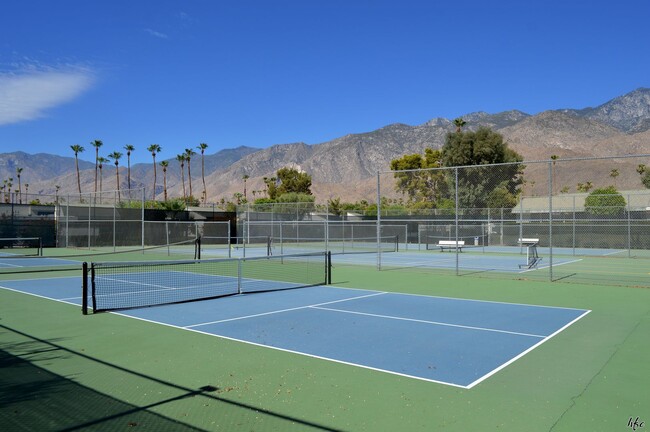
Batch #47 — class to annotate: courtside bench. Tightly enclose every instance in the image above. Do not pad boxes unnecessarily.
[438,240,465,252]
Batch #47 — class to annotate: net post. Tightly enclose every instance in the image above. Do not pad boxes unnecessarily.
[90,263,97,312]
[82,262,88,315]
[195,236,201,260]
[38,237,43,256]
[327,251,332,285]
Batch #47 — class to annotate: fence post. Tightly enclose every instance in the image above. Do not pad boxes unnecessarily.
[377,171,382,271]
[141,187,145,250]
[454,167,459,276]
[627,193,632,258]
[548,161,553,282]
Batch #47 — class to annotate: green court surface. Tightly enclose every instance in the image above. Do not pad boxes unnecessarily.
[1,257,649,431]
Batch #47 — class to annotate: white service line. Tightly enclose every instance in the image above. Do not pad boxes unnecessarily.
[310,305,547,338]
[185,292,386,328]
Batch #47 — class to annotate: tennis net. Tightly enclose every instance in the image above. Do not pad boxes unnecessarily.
[83,251,331,314]
[0,237,43,257]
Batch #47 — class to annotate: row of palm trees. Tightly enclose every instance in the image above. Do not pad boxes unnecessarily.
[70,141,210,204]
[147,144,209,202]
[1,166,30,204]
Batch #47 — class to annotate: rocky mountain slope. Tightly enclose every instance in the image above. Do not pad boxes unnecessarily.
[2,88,649,203]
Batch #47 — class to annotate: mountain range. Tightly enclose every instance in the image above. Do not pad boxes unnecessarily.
[1,87,649,203]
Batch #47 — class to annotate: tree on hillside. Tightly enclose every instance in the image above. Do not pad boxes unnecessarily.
[636,164,650,189]
[276,167,312,196]
[198,143,209,203]
[70,144,85,199]
[147,144,161,200]
[440,127,524,210]
[453,117,466,133]
[584,186,626,216]
[124,144,135,190]
[610,168,619,188]
[91,139,103,194]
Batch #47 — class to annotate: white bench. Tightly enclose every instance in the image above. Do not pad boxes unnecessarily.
[438,240,465,252]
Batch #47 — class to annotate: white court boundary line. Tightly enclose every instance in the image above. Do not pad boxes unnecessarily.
[464,309,591,388]
[310,306,547,338]
[186,292,386,328]
[519,258,583,273]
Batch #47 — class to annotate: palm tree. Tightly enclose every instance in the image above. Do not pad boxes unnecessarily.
[7,178,13,203]
[97,156,109,200]
[108,151,123,202]
[636,164,646,175]
[15,167,23,204]
[160,160,169,201]
[242,174,250,202]
[147,144,161,200]
[55,185,61,204]
[91,139,103,194]
[610,168,619,187]
[176,154,187,200]
[24,183,29,201]
[198,143,208,203]
[184,148,196,200]
[453,117,466,133]
[124,144,135,191]
[70,144,85,199]
[550,155,559,193]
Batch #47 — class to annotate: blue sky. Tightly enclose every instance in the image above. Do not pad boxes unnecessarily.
[1,0,648,164]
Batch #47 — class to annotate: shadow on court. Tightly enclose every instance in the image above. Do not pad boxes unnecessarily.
[0,325,343,432]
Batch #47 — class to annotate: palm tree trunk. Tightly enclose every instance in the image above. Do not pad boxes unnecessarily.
[163,169,168,201]
[116,165,121,202]
[152,156,157,200]
[181,163,186,200]
[188,162,193,199]
[99,166,103,201]
[127,154,131,190]
[75,156,82,200]
[201,153,206,203]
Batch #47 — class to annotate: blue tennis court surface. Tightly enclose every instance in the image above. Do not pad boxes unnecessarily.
[0,255,81,269]
[331,250,582,273]
[0,275,589,388]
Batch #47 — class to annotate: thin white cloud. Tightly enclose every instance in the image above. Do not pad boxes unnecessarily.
[0,67,95,126]
[144,28,169,39]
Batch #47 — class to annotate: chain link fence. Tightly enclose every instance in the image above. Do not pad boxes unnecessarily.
[376,154,650,287]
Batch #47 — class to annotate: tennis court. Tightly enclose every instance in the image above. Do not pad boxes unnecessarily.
[0,271,589,389]
[1,240,649,431]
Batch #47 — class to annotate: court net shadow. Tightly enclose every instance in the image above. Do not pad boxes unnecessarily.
[0,325,343,432]
[0,348,207,431]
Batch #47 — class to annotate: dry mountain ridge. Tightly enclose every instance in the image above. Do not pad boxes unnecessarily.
[3,87,650,202]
